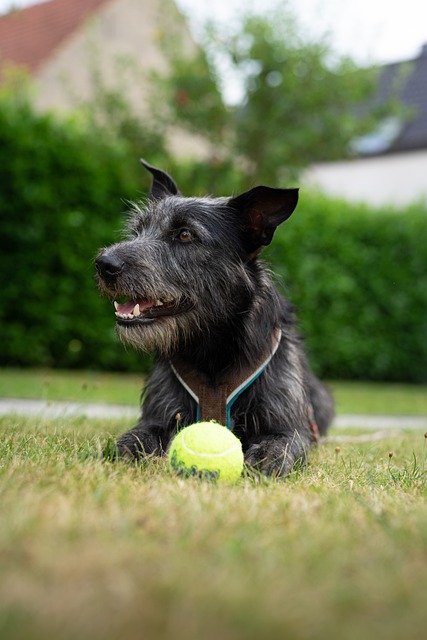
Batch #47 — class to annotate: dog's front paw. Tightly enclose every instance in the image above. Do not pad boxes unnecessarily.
[245,437,305,477]
[105,426,162,461]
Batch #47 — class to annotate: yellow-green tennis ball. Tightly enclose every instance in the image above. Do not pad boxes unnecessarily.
[168,421,244,483]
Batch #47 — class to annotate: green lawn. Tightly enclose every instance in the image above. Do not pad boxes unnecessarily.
[1,367,427,415]
[328,380,427,416]
[0,367,145,406]
[0,414,426,640]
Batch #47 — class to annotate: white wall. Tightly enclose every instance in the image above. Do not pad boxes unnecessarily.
[34,0,209,158]
[304,149,427,206]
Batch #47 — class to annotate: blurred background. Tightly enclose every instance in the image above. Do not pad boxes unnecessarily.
[0,0,426,382]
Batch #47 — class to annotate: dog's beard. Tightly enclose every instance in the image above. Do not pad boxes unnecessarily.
[116,312,199,356]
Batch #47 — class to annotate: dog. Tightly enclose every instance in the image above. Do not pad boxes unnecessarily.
[95,160,334,477]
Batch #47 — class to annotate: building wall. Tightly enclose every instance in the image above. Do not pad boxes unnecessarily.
[304,149,427,206]
[34,0,207,157]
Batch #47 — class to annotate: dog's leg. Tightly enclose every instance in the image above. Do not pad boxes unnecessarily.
[244,432,311,477]
[112,363,196,461]
[115,423,165,460]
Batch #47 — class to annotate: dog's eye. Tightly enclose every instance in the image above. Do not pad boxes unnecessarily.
[176,229,194,243]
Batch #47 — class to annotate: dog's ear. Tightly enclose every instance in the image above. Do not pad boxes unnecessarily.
[140,159,181,200]
[229,186,299,254]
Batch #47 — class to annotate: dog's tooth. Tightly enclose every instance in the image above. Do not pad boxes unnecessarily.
[114,301,118,311]
[133,303,140,317]
[155,300,163,306]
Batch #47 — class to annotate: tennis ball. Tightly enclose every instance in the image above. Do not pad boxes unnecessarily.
[168,421,244,483]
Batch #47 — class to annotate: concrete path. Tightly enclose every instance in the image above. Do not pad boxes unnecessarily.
[0,398,138,420]
[1,398,426,431]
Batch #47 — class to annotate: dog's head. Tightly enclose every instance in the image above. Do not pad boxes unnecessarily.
[137,159,299,255]
[95,160,298,355]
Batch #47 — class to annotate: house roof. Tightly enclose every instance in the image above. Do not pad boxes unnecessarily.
[365,43,427,154]
[0,0,111,73]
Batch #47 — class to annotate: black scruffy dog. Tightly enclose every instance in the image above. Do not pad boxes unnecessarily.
[96,160,334,477]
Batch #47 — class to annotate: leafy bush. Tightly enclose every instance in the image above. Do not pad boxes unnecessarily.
[0,89,148,371]
[266,193,427,382]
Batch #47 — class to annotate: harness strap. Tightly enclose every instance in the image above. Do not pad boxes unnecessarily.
[170,329,281,429]
[170,326,320,442]
[307,404,320,443]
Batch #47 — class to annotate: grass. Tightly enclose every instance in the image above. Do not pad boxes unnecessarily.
[1,367,427,415]
[1,413,427,640]
[328,380,427,416]
[0,367,145,406]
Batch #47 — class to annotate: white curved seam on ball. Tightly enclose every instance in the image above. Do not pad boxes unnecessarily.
[181,435,241,458]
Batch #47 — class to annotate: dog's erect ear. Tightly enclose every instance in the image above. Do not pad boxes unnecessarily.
[229,185,299,253]
[140,158,181,200]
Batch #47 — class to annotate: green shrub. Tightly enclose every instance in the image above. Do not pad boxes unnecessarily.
[0,91,148,371]
[266,193,427,382]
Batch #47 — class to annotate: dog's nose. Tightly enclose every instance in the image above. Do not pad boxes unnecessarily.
[96,254,125,280]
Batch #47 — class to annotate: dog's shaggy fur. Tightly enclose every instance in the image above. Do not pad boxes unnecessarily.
[96,161,334,476]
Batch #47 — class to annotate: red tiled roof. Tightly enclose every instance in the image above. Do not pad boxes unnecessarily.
[0,0,111,73]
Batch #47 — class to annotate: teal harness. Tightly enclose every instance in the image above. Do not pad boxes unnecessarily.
[170,329,282,429]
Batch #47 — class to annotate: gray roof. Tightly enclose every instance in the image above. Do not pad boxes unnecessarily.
[366,43,427,154]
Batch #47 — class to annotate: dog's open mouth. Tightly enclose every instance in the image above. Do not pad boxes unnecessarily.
[114,297,193,325]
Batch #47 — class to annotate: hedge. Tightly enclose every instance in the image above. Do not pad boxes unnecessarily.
[266,193,427,382]
[0,93,149,372]
[1,94,426,381]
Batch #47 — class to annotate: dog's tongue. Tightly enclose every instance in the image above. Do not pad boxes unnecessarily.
[116,300,136,315]
[115,299,153,314]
